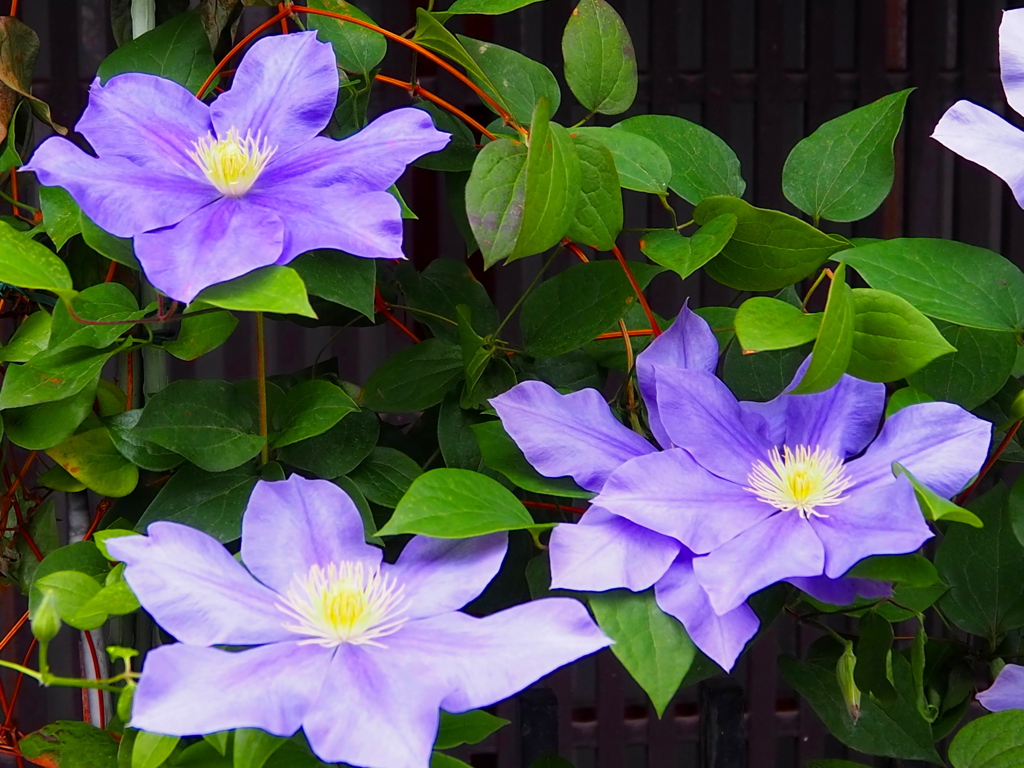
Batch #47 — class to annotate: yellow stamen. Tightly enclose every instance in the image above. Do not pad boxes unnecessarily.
[745,445,851,519]
[188,127,276,197]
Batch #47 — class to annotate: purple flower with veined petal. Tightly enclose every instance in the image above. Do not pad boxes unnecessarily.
[106,476,608,768]
[24,31,449,304]
[932,10,1024,206]
[978,664,1024,712]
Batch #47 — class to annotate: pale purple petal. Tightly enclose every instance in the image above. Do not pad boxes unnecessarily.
[1001,10,1024,118]
[813,475,933,579]
[635,302,719,448]
[211,31,338,147]
[76,74,211,178]
[787,575,892,605]
[24,138,218,238]
[593,448,775,554]
[490,380,655,493]
[106,522,294,646]
[548,507,679,592]
[130,642,331,737]
[932,101,1024,208]
[654,369,772,484]
[654,553,759,672]
[845,402,991,498]
[978,664,1024,712]
[695,513,824,615]
[242,476,382,595]
[134,197,284,303]
[385,533,507,620]
[258,109,450,193]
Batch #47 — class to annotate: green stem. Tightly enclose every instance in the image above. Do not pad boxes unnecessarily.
[0,658,42,682]
[256,312,269,465]
[386,304,459,326]
[0,188,39,214]
[494,247,560,337]
[657,194,679,229]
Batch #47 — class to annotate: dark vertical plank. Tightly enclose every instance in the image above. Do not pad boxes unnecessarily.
[754,0,787,211]
[700,678,746,768]
[806,0,836,129]
[47,0,82,125]
[596,651,626,768]
[520,687,560,767]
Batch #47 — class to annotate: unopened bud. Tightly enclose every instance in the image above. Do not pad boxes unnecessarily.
[836,640,862,723]
[31,590,61,644]
[117,682,136,723]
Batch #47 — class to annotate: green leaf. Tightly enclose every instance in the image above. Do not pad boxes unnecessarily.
[233,729,286,768]
[46,427,139,497]
[92,530,138,561]
[694,196,848,291]
[907,322,1017,410]
[361,339,464,413]
[10,501,59,594]
[34,570,102,628]
[721,339,807,402]
[306,0,386,75]
[48,283,141,353]
[639,214,736,280]
[28,541,109,616]
[617,116,744,203]
[163,304,238,361]
[459,35,561,127]
[76,578,139,626]
[562,0,637,115]
[412,10,503,113]
[132,732,180,768]
[574,126,671,194]
[196,266,316,318]
[465,138,528,267]
[588,589,695,716]
[472,420,592,498]
[734,297,821,353]
[349,447,422,507]
[447,0,546,14]
[0,310,51,363]
[39,186,81,249]
[431,755,473,768]
[893,463,983,528]
[885,386,934,417]
[565,132,622,251]
[414,103,479,173]
[521,260,662,358]
[105,409,184,472]
[278,408,379,479]
[848,554,940,586]
[949,710,1024,768]
[843,238,1024,332]
[204,732,230,757]
[936,484,1024,642]
[457,306,490,395]
[80,214,141,270]
[5,383,96,450]
[396,259,498,341]
[137,463,259,543]
[134,380,264,472]
[791,263,854,394]
[0,220,73,293]
[783,89,912,222]
[847,288,956,382]
[0,345,113,408]
[97,11,214,94]
[290,250,376,320]
[378,468,534,537]
[18,722,120,768]
[853,611,897,701]
[270,380,358,448]
[37,463,87,493]
[435,711,509,749]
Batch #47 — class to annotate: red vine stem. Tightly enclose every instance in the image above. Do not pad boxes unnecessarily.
[611,244,660,337]
[82,631,106,728]
[7,0,16,16]
[375,74,497,140]
[522,499,586,515]
[955,420,1023,505]
[374,287,420,343]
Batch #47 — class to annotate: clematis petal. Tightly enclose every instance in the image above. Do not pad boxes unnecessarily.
[24,138,218,238]
[130,642,331,737]
[695,513,825,615]
[385,533,508,620]
[106,523,295,646]
[75,74,212,178]
[593,448,775,554]
[134,196,284,304]
[813,474,933,579]
[211,31,338,147]
[490,380,655,493]
[787,575,892,606]
[1001,10,1024,118]
[932,100,1024,208]
[241,476,382,595]
[846,402,991,498]
[654,553,759,672]
[548,507,679,592]
[258,109,450,194]
[635,302,719,448]
[655,369,772,484]
[978,664,1024,712]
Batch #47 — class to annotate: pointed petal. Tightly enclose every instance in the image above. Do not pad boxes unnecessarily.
[130,642,331,737]
[932,100,1024,208]
[654,554,759,672]
[846,402,991,498]
[385,533,507,620]
[242,476,382,595]
[490,380,655,492]
[549,507,679,592]
[593,448,775,554]
[106,523,294,646]
[695,513,824,615]
[76,74,211,178]
[978,664,1024,712]
[636,302,719,448]
[24,138,218,238]
[211,31,338,147]
[134,197,284,303]
[813,475,933,579]
[787,575,892,605]
[1001,10,1024,117]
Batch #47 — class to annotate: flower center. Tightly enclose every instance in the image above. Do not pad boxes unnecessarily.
[745,445,852,519]
[188,127,276,197]
[277,562,408,648]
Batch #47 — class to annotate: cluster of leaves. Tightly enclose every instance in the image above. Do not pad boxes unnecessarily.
[0,0,1023,766]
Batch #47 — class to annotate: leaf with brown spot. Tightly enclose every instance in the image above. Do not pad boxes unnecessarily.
[198,0,243,49]
[0,18,65,141]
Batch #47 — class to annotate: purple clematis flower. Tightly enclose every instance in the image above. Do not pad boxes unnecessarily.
[25,31,449,303]
[106,476,609,768]
[932,10,1024,206]
[978,664,1024,712]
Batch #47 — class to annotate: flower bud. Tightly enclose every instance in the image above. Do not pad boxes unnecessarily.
[117,682,136,724]
[836,640,862,723]
[31,590,61,644]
